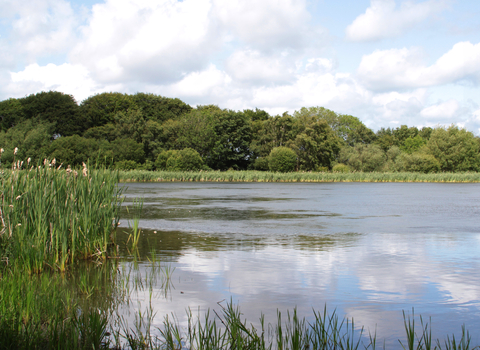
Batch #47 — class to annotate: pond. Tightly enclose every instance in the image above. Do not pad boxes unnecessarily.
[117,182,480,348]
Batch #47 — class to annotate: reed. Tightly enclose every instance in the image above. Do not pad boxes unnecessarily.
[119,170,480,183]
[0,159,123,272]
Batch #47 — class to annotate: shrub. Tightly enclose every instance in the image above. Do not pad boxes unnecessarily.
[114,160,139,170]
[166,148,204,171]
[332,163,351,173]
[397,152,440,173]
[156,148,204,171]
[268,147,297,172]
[253,157,269,171]
[155,150,178,170]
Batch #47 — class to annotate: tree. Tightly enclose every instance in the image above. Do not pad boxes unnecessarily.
[131,93,192,123]
[426,125,480,172]
[210,110,252,170]
[48,135,109,167]
[268,147,297,172]
[338,144,386,172]
[79,92,137,129]
[0,98,26,131]
[0,119,53,167]
[20,91,83,136]
[293,107,375,146]
[291,120,341,170]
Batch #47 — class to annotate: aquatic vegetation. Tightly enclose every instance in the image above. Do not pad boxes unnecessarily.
[119,169,480,183]
[0,158,123,272]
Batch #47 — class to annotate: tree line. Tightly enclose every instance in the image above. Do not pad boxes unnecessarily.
[0,90,479,173]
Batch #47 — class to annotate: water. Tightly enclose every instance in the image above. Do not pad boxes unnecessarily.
[117,182,480,347]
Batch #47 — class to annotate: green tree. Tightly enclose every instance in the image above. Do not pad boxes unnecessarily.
[291,120,341,170]
[0,119,53,167]
[426,125,480,171]
[131,93,192,123]
[397,151,440,173]
[268,147,297,172]
[293,107,375,146]
[20,91,83,136]
[0,98,26,131]
[210,110,252,170]
[401,135,427,154]
[338,144,386,172]
[48,135,109,167]
[79,92,137,129]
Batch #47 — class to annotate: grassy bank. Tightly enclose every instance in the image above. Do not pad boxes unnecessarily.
[119,170,480,183]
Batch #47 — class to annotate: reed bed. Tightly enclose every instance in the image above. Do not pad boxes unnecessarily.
[119,170,480,183]
[0,161,123,273]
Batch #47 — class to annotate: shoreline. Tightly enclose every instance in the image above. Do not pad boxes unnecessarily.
[118,170,480,183]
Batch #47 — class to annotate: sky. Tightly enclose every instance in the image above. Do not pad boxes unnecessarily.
[1,0,480,133]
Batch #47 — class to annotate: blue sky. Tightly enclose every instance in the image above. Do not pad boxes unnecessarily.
[1,0,480,133]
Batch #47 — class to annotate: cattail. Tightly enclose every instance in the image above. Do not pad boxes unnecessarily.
[27,157,31,165]
[13,147,18,155]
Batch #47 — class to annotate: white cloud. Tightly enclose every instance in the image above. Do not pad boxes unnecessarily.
[1,0,78,61]
[70,0,217,84]
[420,99,459,119]
[9,63,110,102]
[212,0,313,51]
[225,50,296,85]
[167,64,231,99]
[346,0,447,42]
[358,42,480,91]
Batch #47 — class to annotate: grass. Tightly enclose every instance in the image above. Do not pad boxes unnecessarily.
[118,170,480,183]
[0,160,123,273]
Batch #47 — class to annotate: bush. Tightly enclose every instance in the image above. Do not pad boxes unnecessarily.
[114,160,139,170]
[253,157,269,171]
[156,148,204,171]
[338,144,386,172]
[397,152,440,173]
[167,148,204,171]
[331,163,351,173]
[268,147,297,172]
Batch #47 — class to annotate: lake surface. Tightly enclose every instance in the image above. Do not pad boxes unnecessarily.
[118,182,480,347]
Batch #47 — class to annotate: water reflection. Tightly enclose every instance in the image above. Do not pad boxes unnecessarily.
[116,182,480,347]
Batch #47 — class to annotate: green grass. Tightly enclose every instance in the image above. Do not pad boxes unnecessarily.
[119,170,480,183]
[0,162,123,273]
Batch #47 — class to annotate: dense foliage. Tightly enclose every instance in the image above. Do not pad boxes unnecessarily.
[1,90,479,173]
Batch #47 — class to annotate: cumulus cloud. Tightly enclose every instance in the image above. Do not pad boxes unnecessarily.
[358,42,480,91]
[346,0,447,42]
[420,99,459,120]
[212,0,313,51]
[1,0,78,62]
[9,63,115,102]
[70,0,217,84]
[225,50,296,86]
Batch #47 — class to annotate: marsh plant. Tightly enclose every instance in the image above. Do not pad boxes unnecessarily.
[0,150,123,273]
[118,169,480,184]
